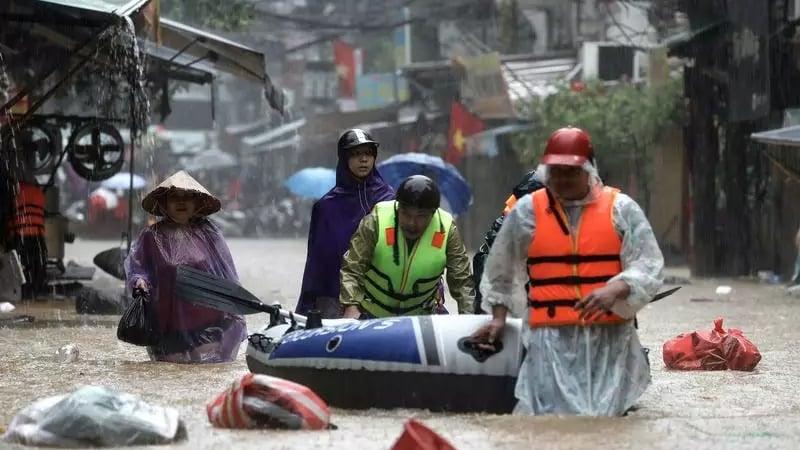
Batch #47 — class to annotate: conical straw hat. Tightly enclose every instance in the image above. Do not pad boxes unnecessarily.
[141,170,221,216]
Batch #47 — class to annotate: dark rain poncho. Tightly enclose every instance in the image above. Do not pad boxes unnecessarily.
[295,157,394,316]
[124,219,246,363]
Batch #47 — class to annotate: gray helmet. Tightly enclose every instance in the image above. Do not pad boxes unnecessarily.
[338,128,379,156]
[396,175,440,210]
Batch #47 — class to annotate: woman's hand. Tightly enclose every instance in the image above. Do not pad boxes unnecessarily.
[133,278,149,296]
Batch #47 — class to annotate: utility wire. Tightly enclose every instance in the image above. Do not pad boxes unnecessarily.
[267,0,493,54]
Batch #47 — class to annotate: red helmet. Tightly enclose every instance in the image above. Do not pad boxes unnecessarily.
[541,127,593,166]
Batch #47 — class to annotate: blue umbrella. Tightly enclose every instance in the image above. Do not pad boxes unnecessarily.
[101,172,146,190]
[377,153,472,215]
[284,167,336,200]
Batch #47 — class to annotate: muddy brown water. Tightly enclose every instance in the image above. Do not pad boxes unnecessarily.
[1,239,798,449]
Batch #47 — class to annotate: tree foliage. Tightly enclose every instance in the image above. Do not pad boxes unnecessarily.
[515,77,684,212]
[159,0,255,31]
[499,0,522,54]
[360,34,398,73]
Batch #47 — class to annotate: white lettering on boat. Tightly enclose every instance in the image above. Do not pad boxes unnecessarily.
[280,318,406,343]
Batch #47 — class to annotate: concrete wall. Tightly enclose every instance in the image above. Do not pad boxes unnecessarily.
[648,127,685,260]
[753,153,800,279]
[456,137,527,251]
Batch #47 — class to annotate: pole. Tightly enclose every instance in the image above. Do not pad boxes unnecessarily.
[404,7,411,65]
[127,74,136,255]
[127,136,134,255]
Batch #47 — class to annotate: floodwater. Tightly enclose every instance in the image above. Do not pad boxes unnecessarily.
[1,238,799,449]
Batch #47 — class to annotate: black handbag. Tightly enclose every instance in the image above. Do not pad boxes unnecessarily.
[117,288,160,347]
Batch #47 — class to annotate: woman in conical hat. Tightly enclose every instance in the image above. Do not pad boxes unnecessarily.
[124,170,246,363]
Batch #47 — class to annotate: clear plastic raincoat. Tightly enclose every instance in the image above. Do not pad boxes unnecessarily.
[480,163,664,416]
[125,219,246,363]
[124,171,246,363]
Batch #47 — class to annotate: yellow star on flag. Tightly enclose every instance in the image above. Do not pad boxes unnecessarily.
[453,128,465,152]
[336,64,350,79]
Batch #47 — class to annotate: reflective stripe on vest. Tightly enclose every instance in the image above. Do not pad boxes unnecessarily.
[526,187,625,327]
[8,182,46,238]
[362,201,452,318]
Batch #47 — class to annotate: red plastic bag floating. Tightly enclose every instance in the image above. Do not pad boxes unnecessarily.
[391,419,457,450]
[207,373,331,430]
[663,318,761,371]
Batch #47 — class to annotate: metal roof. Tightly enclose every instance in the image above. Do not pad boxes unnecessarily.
[751,126,800,147]
[158,18,285,114]
[503,57,577,102]
[35,0,151,16]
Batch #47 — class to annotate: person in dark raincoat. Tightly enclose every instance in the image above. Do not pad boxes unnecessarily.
[471,170,544,313]
[295,129,394,318]
[124,170,246,363]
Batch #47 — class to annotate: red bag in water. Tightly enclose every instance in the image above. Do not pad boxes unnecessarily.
[207,373,331,430]
[663,318,761,371]
[391,419,457,450]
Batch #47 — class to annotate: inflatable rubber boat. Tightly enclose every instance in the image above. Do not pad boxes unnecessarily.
[175,265,679,413]
[245,314,524,413]
[174,265,680,413]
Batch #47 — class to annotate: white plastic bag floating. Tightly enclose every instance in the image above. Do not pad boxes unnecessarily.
[55,344,80,363]
[2,386,186,448]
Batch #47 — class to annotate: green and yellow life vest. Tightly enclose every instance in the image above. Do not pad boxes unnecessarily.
[361,201,452,317]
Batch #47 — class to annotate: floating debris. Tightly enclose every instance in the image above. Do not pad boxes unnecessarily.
[715,285,733,295]
[55,344,80,363]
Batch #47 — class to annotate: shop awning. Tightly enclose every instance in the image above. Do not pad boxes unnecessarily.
[143,42,216,85]
[35,0,152,16]
[664,20,727,56]
[159,18,285,114]
[3,1,284,115]
[241,118,306,149]
[1,0,156,32]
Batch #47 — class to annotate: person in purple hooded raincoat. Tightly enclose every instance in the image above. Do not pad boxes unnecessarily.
[125,171,246,363]
[295,129,394,318]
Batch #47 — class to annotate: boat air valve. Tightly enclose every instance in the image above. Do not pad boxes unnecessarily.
[457,337,504,363]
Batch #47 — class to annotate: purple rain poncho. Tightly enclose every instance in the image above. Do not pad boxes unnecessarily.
[295,158,394,316]
[124,218,246,363]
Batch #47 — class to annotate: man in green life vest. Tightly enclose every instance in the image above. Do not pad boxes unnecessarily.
[340,175,475,318]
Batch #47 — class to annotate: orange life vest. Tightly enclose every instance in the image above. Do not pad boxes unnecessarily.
[8,182,45,238]
[526,187,626,327]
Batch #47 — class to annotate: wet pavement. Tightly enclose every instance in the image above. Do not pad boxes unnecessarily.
[1,238,799,449]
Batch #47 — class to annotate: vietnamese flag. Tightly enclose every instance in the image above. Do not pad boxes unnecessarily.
[333,40,357,98]
[445,101,484,164]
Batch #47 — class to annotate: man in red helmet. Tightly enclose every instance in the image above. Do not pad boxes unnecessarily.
[471,127,664,416]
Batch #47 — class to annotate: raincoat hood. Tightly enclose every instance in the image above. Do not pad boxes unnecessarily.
[538,160,604,207]
[142,170,221,216]
[332,156,391,195]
